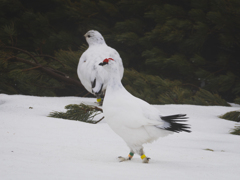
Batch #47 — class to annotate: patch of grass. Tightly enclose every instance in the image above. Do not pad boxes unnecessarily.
[49,103,104,124]
[204,148,214,152]
[230,126,240,135]
[234,97,240,105]
[219,111,240,122]
[219,111,240,136]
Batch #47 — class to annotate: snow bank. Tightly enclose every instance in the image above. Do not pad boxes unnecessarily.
[0,94,240,180]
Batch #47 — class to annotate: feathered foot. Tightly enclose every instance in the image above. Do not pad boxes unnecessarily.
[118,152,134,162]
[141,154,150,163]
[96,98,103,106]
[118,156,130,162]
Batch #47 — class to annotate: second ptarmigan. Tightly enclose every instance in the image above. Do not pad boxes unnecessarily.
[77,30,124,104]
[99,58,191,163]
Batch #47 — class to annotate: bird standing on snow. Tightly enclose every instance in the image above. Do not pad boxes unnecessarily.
[77,30,124,104]
[99,58,191,163]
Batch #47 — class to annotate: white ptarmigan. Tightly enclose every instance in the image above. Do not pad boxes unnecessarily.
[77,30,124,103]
[99,58,191,163]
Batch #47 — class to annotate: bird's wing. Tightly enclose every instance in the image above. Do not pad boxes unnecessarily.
[90,65,106,95]
[115,92,163,129]
[139,100,164,127]
[77,52,92,92]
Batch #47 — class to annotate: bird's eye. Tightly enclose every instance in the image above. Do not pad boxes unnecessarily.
[87,35,91,38]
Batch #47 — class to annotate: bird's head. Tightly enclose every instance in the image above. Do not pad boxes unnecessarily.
[99,58,120,79]
[84,30,105,45]
[99,58,114,66]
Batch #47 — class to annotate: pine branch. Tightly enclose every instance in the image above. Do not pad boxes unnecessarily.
[182,83,200,90]
[0,46,39,64]
[49,103,104,123]
[94,116,104,124]
[22,66,42,72]
[5,56,83,87]
[34,54,66,67]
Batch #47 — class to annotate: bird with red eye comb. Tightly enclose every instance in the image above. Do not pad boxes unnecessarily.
[77,30,124,105]
[98,58,191,163]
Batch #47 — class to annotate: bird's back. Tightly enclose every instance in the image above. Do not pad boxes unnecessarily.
[103,89,172,145]
[77,45,123,93]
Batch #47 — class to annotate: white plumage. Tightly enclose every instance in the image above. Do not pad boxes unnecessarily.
[99,58,191,163]
[77,30,124,101]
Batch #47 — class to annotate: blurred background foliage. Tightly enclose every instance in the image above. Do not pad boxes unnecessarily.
[1,0,240,106]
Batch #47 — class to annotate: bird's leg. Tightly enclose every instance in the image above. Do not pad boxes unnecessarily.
[118,151,134,162]
[128,151,134,160]
[137,148,150,163]
[96,94,104,106]
[96,97,102,104]
[95,97,103,106]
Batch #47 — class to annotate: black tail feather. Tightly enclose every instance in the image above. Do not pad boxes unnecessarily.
[160,114,191,133]
[91,78,96,89]
[91,78,103,95]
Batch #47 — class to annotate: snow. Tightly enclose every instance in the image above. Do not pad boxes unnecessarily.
[0,94,240,180]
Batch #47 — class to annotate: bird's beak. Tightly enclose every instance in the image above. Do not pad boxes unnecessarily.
[99,62,108,66]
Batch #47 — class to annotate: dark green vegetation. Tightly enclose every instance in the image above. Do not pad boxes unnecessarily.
[123,69,230,105]
[230,126,240,135]
[49,103,104,123]
[1,0,240,105]
[220,111,240,122]
[220,110,240,135]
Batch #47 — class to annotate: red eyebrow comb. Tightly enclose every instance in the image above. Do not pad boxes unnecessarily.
[103,58,114,63]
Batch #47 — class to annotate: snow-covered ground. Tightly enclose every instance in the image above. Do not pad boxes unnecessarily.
[0,94,240,180]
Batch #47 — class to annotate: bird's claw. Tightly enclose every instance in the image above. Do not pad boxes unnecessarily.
[118,156,130,162]
[142,157,150,163]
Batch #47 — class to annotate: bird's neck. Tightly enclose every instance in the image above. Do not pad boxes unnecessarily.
[89,42,106,46]
[106,68,125,94]
[88,39,106,46]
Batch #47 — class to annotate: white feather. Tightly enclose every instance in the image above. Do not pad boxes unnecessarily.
[101,60,173,152]
[77,30,124,96]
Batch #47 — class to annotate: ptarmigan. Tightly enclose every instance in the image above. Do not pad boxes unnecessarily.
[99,58,191,163]
[77,30,124,104]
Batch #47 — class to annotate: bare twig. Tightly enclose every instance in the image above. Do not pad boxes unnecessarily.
[94,116,104,124]
[6,56,83,87]
[75,89,90,96]
[0,46,39,64]
[34,54,66,67]
[83,92,91,97]
[93,106,103,112]
[22,66,42,71]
